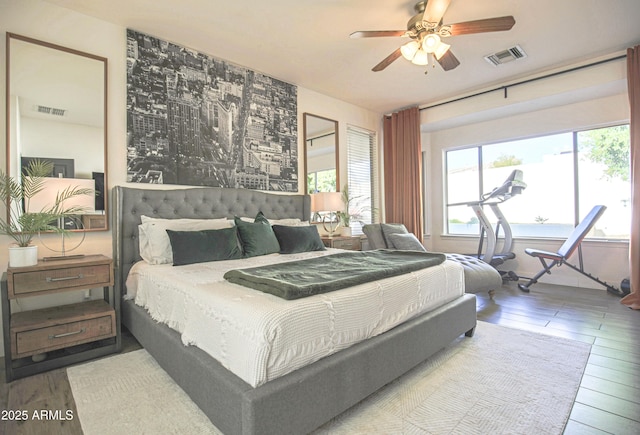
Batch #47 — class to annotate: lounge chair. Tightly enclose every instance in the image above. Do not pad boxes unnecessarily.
[362,223,502,296]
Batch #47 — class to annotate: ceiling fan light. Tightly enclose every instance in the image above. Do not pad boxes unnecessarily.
[434,42,451,60]
[400,40,420,61]
[422,33,441,53]
[411,49,429,66]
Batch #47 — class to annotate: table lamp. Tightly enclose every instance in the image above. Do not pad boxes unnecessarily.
[310,191,343,237]
[27,177,95,260]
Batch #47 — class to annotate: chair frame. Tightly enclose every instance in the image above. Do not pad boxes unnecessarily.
[518,205,622,295]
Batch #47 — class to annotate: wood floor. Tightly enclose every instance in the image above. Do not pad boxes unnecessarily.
[0,281,638,434]
[476,282,640,435]
[0,330,142,435]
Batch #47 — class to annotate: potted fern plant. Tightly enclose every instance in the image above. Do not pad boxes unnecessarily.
[0,160,94,267]
[337,184,370,237]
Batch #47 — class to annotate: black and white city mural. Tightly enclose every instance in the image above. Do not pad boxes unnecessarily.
[126,29,298,191]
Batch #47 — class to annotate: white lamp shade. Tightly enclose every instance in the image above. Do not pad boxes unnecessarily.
[400,40,420,61]
[310,191,343,212]
[411,49,429,66]
[422,34,441,53]
[434,42,451,60]
[27,177,95,214]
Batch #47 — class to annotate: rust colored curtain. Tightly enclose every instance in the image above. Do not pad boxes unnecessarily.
[383,106,423,239]
[622,45,640,309]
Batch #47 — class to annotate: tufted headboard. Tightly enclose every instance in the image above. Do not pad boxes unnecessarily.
[112,186,311,298]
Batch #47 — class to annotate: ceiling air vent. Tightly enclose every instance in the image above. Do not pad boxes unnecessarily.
[484,45,527,66]
[35,105,67,116]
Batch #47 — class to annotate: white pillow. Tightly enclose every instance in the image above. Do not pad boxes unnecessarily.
[270,218,309,226]
[235,217,309,226]
[138,216,233,264]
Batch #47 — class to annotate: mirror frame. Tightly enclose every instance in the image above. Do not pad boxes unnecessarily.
[303,112,339,195]
[5,33,109,231]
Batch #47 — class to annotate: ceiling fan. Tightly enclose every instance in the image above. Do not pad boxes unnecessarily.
[350,0,515,72]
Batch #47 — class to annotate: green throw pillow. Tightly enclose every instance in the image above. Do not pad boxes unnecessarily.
[254,211,270,225]
[166,227,242,266]
[234,215,280,257]
[272,225,326,254]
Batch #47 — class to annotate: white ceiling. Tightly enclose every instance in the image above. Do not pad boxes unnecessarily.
[44,0,640,114]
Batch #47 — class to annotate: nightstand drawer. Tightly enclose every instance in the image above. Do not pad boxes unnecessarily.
[331,238,362,251]
[14,315,114,358]
[11,300,116,359]
[10,264,112,297]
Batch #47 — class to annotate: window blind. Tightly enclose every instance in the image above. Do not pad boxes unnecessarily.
[346,125,377,235]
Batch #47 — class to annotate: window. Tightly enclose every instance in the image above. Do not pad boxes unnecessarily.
[577,125,631,238]
[445,125,630,239]
[307,169,336,193]
[422,151,430,234]
[346,125,377,235]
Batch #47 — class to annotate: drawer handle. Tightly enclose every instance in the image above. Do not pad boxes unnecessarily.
[49,328,86,339]
[46,274,84,283]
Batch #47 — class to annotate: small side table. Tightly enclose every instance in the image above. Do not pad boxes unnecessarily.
[321,235,363,251]
[1,254,120,382]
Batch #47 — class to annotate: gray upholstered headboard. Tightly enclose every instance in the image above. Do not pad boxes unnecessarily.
[112,186,311,297]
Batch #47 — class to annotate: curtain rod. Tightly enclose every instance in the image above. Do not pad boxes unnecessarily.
[307,131,335,141]
[419,53,627,111]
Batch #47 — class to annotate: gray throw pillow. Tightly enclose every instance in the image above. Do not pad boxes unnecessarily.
[387,233,426,252]
[362,224,387,249]
[381,223,409,248]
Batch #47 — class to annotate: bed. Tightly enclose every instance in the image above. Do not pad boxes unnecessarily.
[113,186,477,435]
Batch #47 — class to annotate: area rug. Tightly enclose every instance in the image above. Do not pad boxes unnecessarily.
[67,322,591,434]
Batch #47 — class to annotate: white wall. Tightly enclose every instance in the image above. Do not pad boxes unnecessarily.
[298,87,382,190]
[21,117,103,178]
[306,133,336,173]
[0,0,382,356]
[422,59,630,290]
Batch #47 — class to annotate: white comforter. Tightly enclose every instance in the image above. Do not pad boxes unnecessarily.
[126,250,464,387]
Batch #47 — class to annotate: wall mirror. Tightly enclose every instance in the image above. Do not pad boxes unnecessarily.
[6,33,108,231]
[303,113,339,195]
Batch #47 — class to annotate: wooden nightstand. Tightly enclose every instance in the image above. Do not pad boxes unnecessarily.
[1,254,120,382]
[81,214,107,229]
[321,235,363,251]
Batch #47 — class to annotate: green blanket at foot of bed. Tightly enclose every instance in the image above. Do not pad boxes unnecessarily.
[223,250,446,300]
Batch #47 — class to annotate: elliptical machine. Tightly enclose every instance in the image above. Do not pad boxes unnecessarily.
[451,169,526,281]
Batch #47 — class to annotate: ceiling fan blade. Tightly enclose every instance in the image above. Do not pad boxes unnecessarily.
[422,0,451,24]
[372,48,403,72]
[350,30,406,38]
[437,50,460,71]
[446,16,515,36]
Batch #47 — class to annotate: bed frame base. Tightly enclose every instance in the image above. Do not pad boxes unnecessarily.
[123,293,476,435]
[113,186,477,434]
